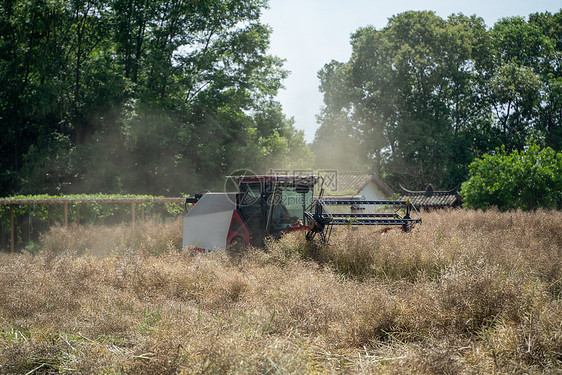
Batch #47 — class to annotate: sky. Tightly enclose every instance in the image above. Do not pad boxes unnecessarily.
[261,0,562,143]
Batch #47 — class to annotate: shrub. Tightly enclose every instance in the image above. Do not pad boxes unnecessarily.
[461,141,562,211]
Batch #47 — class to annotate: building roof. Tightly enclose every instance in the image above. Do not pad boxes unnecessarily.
[331,172,393,196]
[399,184,461,208]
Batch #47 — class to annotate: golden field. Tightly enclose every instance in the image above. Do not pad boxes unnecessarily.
[0,209,560,374]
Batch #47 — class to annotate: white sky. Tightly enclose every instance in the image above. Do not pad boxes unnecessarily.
[261,0,562,143]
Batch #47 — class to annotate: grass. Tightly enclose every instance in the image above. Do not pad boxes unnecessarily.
[0,209,560,374]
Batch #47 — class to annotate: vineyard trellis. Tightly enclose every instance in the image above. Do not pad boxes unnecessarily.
[0,196,186,252]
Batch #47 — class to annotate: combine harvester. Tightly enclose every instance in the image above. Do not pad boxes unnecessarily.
[182,175,421,253]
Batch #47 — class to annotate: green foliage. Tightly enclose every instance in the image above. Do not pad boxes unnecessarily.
[314,10,562,189]
[0,0,311,197]
[461,142,562,210]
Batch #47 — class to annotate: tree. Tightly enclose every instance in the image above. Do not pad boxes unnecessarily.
[315,11,491,188]
[313,60,368,171]
[0,0,312,196]
[488,16,555,150]
[314,10,562,190]
[460,142,562,211]
[529,11,562,150]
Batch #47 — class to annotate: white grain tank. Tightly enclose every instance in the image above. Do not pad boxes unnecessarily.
[182,192,237,253]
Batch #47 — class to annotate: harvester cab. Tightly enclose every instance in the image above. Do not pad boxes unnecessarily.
[182,175,317,253]
[182,175,422,253]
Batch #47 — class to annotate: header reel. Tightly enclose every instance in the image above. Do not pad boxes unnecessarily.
[304,194,422,244]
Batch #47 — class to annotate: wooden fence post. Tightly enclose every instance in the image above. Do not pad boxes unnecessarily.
[64,201,68,226]
[10,207,14,253]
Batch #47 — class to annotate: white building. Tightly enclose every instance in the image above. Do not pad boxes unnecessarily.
[326,171,394,200]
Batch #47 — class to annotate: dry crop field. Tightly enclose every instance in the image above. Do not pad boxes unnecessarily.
[0,210,560,374]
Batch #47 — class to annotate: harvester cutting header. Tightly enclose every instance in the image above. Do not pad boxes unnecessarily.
[182,174,421,253]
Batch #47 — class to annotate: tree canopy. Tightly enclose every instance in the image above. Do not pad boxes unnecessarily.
[314,10,562,190]
[3,6,561,201]
[0,0,311,196]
